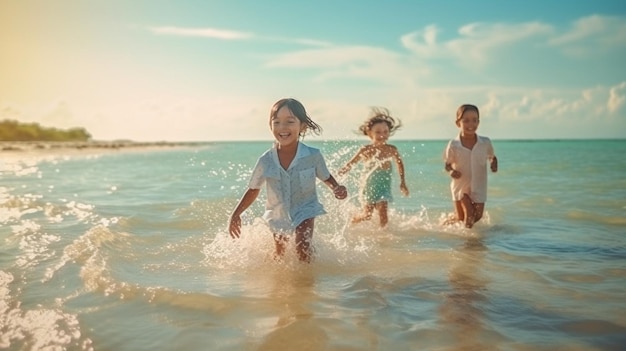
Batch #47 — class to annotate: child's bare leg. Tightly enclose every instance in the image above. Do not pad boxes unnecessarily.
[473,203,485,223]
[454,200,465,222]
[295,218,315,263]
[273,234,288,260]
[375,201,389,228]
[352,204,375,224]
[461,194,475,228]
[442,200,464,226]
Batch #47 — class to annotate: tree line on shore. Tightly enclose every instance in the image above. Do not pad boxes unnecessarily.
[0,119,91,141]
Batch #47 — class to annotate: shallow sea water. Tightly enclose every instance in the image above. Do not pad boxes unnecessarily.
[1,139,625,350]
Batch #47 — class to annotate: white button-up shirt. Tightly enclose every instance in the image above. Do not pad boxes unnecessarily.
[443,134,495,203]
[248,142,331,234]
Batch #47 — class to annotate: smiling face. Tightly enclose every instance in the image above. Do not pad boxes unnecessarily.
[456,109,480,137]
[271,105,306,147]
[367,121,390,144]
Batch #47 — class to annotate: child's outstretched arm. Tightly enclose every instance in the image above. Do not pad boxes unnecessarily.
[323,175,348,200]
[228,188,260,238]
[338,148,365,176]
[393,147,409,196]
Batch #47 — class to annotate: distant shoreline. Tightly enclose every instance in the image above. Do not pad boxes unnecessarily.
[0,141,214,162]
[1,138,623,154]
[0,140,212,152]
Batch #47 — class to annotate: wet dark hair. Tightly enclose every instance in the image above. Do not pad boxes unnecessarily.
[358,107,402,136]
[456,104,480,123]
[269,98,322,136]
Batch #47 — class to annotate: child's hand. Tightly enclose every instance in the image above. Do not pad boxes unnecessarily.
[333,185,348,200]
[491,156,498,173]
[228,215,242,238]
[400,182,409,196]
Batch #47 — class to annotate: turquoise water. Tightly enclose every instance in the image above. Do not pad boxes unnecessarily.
[1,140,625,350]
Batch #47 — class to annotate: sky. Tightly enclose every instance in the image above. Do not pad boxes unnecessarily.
[1,0,625,141]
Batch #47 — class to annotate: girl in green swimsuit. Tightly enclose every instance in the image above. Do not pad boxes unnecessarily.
[339,107,409,228]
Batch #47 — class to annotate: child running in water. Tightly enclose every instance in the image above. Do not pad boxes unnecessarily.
[228,98,347,262]
[443,104,498,228]
[339,107,409,228]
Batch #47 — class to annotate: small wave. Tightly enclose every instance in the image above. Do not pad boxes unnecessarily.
[567,210,626,226]
[0,270,92,350]
[493,235,626,262]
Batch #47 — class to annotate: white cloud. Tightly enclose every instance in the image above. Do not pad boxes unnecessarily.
[265,36,334,48]
[483,84,624,126]
[4,81,622,141]
[482,93,501,116]
[607,81,626,113]
[265,46,419,84]
[448,21,553,65]
[401,21,552,66]
[400,16,626,68]
[400,25,441,58]
[148,26,332,47]
[550,15,606,45]
[550,15,626,45]
[549,15,626,56]
[150,26,253,40]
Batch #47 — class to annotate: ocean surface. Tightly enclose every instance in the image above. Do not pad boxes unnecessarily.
[1,139,625,351]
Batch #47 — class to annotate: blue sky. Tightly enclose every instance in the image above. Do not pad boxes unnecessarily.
[1,0,625,141]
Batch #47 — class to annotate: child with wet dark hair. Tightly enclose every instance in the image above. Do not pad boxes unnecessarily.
[229,98,347,262]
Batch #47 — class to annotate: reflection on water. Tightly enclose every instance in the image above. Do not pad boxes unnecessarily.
[439,235,491,350]
[257,267,328,351]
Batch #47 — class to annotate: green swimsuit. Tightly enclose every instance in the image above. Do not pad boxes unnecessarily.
[362,168,393,204]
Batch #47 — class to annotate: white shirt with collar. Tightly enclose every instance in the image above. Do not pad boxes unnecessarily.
[443,134,495,203]
[248,142,331,234]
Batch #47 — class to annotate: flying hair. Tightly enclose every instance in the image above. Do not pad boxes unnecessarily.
[358,107,402,136]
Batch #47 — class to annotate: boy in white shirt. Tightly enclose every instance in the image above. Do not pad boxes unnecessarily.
[443,104,498,228]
